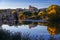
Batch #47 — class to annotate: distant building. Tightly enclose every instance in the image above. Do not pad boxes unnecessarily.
[29,5,38,12]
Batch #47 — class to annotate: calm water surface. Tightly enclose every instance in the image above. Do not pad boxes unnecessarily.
[1,24,60,40]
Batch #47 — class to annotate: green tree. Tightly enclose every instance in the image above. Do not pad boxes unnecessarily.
[23,11,32,16]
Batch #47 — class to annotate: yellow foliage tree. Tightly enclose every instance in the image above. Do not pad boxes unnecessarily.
[38,11,46,16]
[18,11,24,23]
[47,4,60,15]
[38,11,47,20]
[18,11,24,17]
[12,10,16,14]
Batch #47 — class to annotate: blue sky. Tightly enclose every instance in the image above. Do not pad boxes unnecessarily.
[0,0,60,9]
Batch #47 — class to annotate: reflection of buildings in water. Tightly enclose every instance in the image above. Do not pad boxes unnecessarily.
[38,22,42,25]
[29,22,37,28]
[38,22,48,25]
[18,22,48,28]
[29,24,34,28]
[29,24,36,29]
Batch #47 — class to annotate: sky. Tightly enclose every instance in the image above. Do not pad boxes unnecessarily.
[0,0,60,9]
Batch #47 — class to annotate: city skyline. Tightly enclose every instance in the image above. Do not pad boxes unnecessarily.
[0,0,60,9]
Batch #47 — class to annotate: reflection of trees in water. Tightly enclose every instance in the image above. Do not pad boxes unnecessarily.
[47,22,60,36]
[39,35,45,40]
[47,21,60,40]
[22,32,30,40]
[0,29,59,40]
[48,35,57,40]
[19,21,48,28]
[0,26,2,29]
[0,29,21,40]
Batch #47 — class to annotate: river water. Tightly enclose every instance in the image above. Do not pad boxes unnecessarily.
[1,24,60,40]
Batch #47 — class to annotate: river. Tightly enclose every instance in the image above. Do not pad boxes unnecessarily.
[1,24,60,40]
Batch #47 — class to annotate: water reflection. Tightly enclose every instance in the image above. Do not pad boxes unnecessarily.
[47,22,60,36]
[0,22,60,40]
[1,22,60,36]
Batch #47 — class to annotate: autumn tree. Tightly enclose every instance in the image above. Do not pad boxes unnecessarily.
[18,11,24,24]
[46,4,60,16]
[12,10,18,25]
[47,5,60,35]
[38,11,47,20]
[47,4,60,22]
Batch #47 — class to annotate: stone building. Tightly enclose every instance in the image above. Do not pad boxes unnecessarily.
[29,5,38,12]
